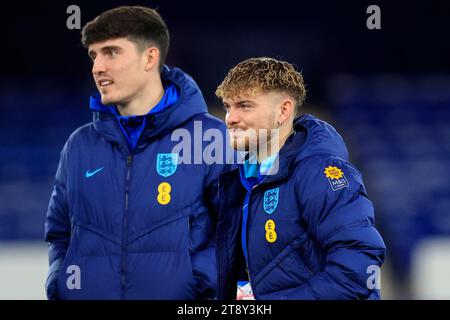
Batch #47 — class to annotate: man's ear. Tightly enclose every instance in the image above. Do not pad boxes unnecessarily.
[278,99,294,126]
[144,47,160,71]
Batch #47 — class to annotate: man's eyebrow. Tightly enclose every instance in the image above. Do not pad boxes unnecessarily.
[236,100,254,105]
[100,45,122,53]
[88,45,122,57]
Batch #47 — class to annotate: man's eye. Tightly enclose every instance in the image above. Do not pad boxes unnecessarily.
[107,50,118,57]
[223,105,230,112]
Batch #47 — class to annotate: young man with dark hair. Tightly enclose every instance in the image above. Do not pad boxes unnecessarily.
[45,6,230,300]
[215,57,386,300]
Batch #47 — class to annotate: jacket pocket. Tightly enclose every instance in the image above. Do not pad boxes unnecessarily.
[289,237,315,277]
[55,227,78,299]
[251,234,311,290]
[252,234,307,287]
[55,224,121,300]
[126,202,201,246]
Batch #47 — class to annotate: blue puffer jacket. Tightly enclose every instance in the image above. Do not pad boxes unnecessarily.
[45,66,231,299]
[216,114,386,300]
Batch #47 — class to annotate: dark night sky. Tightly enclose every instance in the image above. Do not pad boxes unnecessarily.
[2,0,450,103]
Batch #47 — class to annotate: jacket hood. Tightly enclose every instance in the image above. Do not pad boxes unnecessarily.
[293,114,349,161]
[89,65,208,152]
[261,114,349,183]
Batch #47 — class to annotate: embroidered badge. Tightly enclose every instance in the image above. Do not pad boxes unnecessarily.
[263,188,279,214]
[324,166,349,191]
[157,182,172,205]
[156,153,178,177]
[265,219,277,243]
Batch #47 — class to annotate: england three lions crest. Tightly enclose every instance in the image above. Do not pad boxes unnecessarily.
[263,188,279,214]
[156,153,178,177]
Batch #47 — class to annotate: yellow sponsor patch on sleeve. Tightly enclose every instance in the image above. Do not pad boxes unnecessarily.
[323,166,349,191]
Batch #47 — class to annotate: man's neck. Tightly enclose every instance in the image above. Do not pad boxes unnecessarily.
[257,125,294,163]
[117,77,165,116]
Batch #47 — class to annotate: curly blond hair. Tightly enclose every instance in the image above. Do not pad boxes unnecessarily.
[215,57,306,113]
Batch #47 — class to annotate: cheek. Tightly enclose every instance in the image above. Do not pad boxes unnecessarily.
[119,67,144,89]
[134,65,149,85]
[117,58,142,78]
[269,111,279,127]
[249,113,268,129]
[246,112,277,133]
[259,109,277,127]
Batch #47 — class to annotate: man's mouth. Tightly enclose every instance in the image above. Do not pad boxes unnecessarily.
[228,128,247,137]
[98,79,114,88]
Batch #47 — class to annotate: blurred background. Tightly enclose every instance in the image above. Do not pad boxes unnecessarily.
[1,0,449,299]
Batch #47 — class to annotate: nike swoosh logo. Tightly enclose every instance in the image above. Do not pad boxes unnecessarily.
[85,167,104,178]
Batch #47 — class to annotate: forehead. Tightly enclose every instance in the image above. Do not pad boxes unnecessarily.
[223,90,281,105]
[88,37,135,53]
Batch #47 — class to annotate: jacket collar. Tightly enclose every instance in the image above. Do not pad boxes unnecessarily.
[223,114,350,188]
[89,65,209,154]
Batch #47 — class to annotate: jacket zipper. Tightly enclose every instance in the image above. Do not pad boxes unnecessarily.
[246,183,267,298]
[121,155,132,299]
[245,186,258,291]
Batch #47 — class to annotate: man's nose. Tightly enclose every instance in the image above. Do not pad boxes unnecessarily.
[226,108,240,127]
[92,57,106,76]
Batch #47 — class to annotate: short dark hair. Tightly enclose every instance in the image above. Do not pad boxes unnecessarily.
[81,6,170,71]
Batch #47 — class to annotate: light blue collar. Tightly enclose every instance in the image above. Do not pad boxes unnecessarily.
[242,152,279,179]
[260,152,279,175]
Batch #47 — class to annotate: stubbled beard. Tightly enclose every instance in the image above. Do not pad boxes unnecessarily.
[229,110,279,151]
[229,128,278,152]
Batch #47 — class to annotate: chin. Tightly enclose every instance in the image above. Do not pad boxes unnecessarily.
[230,137,251,151]
[100,94,120,106]
[230,142,242,151]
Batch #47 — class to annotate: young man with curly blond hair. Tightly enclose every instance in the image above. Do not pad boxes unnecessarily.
[215,57,386,300]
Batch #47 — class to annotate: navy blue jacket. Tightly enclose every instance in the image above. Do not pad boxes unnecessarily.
[216,114,386,300]
[45,66,230,299]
